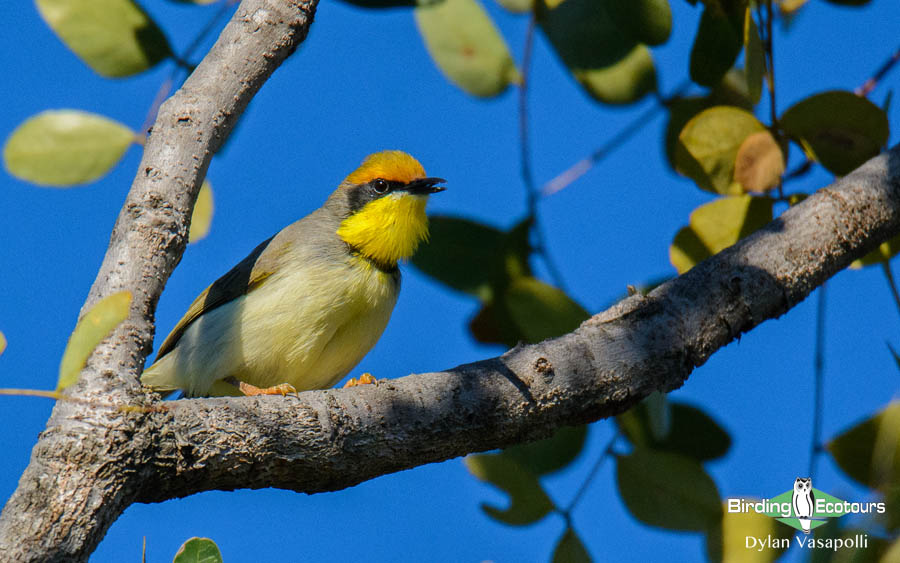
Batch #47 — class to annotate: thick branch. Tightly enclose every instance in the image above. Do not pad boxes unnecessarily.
[136,146,900,500]
[0,2,318,561]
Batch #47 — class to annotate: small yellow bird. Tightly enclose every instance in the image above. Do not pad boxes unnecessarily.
[141,150,445,397]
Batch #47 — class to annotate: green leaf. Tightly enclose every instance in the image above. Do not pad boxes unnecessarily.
[173,537,223,563]
[743,8,764,104]
[617,448,722,531]
[503,277,590,343]
[676,106,767,194]
[494,0,532,13]
[189,180,214,243]
[689,4,744,87]
[604,0,672,46]
[552,528,592,563]
[504,425,588,476]
[539,0,656,104]
[36,0,172,77]
[617,401,731,461]
[850,233,900,269]
[464,453,555,525]
[781,90,889,175]
[827,400,900,490]
[4,110,135,187]
[669,195,773,274]
[642,391,670,442]
[733,130,785,193]
[705,502,792,562]
[57,291,132,392]
[0,331,6,357]
[412,216,505,300]
[415,0,520,97]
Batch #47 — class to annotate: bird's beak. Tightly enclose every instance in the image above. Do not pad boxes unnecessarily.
[406,177,447,195]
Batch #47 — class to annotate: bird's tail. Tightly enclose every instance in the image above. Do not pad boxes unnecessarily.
[140,355,181,398]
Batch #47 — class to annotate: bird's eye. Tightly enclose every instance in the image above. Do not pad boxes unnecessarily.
[372,178,389,194]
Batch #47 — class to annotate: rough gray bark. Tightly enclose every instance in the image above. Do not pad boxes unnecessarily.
[0,0,898,559]
[0,1,318,561]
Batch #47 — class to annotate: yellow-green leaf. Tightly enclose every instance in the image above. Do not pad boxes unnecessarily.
[0,331,6,357]
[827,401,900,490]
[494,0,531,12]
[539,0,656,105]
[464,453,555,525]
[705,502,792,562]
[173,537,223,563]
[669,195,773,274]
[617,448,723,531]
[851,233,900,269]
[552,528,592,563]
[415,0,520,97]
[689,4,744,87]
[676,106,767,194]
[57,291,132,392]
[3,110,134,187]
[36,0,172,77]
[503,277,590,343]
[734,130,785,193]
[189,180,214,243]
[743,8,764,104]
[781,90,889,175]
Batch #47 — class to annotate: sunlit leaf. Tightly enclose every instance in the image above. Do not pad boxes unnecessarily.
[415,0,520,97]
[689,4,744,87]
[604,0,672,46]
[779,0,808,16]
[504,425,588,476]
[617,401,731,461]
[503,277,590,343]
[743,8,764,104]
[189,180,214,243]
[676,106,767,194]
[0,331,6,357]
[552,528,592,563]
[781,90,889,175]
[494,0,531,12]
[464,453,555,525]
[173,537,223,563]
[705,502,792,562]
[412,216,505,300]
[669,195,773,274]
[850,233,900,269]
[827,401,900,490]
[734,130,785,193]
[36,0,172,77]
[539,0,656,104]
[3,110,134,187]
[57,291,132,392]
[617,448,722,531]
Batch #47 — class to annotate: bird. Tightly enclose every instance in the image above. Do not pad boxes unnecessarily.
[792,477,815,534]
[141,150,445,397]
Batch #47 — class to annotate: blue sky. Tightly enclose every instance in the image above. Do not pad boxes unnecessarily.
[1,0,899,561]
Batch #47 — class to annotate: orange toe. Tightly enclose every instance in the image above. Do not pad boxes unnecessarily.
[239,382,297,396]
[344,373,378,388]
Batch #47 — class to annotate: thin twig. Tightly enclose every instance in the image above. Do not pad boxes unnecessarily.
[881,260,900,317]
[856,45,900,98]
[541,82,690,197]
[564,430,619,516]
[808,284,825,479]
[517,11,567,291]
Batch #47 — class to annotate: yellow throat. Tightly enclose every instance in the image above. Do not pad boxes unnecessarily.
[336,151,435,267]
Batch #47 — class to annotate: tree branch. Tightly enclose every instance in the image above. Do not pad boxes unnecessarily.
[0,1,317,561]
[134,145,900,501]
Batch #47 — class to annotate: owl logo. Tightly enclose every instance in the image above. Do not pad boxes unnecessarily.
[792,477,815,533]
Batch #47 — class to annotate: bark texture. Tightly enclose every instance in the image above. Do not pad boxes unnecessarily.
[1,0,899,559]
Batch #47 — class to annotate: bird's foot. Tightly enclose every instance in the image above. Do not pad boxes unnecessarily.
[239,381,298,396]
[344,373,378,388]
